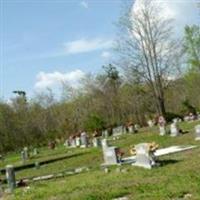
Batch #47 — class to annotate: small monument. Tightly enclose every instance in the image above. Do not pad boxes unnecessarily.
[6,165,16,192]
[102,146,120,165]
[92,137,101,147]
[158,116,166,136]
[170,119,179,137]
[23,147,29,159]
[195,125,200,140]
[75,136,81,147]
[80,132,88,148]
[132,143,157,169]
[33,148,38,156]
[147,120,154,127]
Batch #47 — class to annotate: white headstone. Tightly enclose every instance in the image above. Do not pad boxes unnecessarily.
[92,137,101,147]
[132,143,156,169]
[147,120,154,127]
[80,132,88,148]
[75,137,81,147]
[103,147,119,165]
[6,165,16,192]
[170,121,179,137]
[159,126,166,136]
[195,125,200,140]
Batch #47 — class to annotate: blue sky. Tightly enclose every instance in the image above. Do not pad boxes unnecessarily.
[0,0,199,100]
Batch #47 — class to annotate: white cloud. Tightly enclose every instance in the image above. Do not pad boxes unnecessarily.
[80,1,89,9]
[101,51,111,59]
[64,38,113,54]
[34,69,85,90]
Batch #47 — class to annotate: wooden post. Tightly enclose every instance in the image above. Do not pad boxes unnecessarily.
[6,165,16,192]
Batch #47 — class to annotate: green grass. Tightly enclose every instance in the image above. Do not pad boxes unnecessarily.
[2,120,200,200]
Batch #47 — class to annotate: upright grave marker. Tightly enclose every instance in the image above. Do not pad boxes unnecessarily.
[132,143,156,169]
[170,119,179,137]
[6,165,16,192]
[195,125,200,140]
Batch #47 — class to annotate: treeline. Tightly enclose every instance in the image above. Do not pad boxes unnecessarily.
[0,0,199,153]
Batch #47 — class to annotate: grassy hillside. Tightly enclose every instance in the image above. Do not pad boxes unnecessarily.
[2,121,200,200]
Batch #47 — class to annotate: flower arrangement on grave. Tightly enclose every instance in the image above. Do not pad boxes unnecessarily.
[129,142,159,155]
[116,148,124,162]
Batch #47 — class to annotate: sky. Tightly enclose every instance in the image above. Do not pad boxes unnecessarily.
[0,0,199,101]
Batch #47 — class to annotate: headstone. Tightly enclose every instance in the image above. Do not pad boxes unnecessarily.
[147,120,154,127]
[101,139,109,150]
[23,147,29,159]
[134,124,140,132]
[113,126,123,136]
[170,120,179,137]
[75,136,81,147]
[195,125,200,140]
[102,130,109,138]
[159,126,166,136]
[103,147,120,165]
[21,151,26,164]
[80,132,88,148]
[33,148,38,156]
[6,165,16,192]
[128,125,134,133]
[92,137,101,147]
[158,116,166,136]
[132,143,156,169]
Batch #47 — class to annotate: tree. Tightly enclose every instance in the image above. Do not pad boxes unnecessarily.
[183,25,200,71]
[115,0,181,116]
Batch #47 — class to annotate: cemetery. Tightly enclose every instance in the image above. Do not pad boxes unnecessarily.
[0,120,200,200]
[1,0,199,199]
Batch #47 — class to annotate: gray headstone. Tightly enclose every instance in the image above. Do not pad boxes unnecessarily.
[195,125,200,140]
[113,126,123,136]
[75,137,81,147]
[33,148,38,156]
[80,132,88,148]
[170,121,179,137]
[147,120,154,127]
[101,139,109,150]
[102,130,109,138]
[23,147,29,160]
[92,137,101,147]
[21,150,26,164]
[159,126,166,136]
[103,147,119,165]
[6,165,16,192]
[132,143,156,169]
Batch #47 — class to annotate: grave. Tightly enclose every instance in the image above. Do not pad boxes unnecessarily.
[102,146,120,165]
[113,126,124,136]
[195,125,200,140]
[92,137,101,147]
[75,136,81,147]
[132,143,157,169]
[6,165,16,192]
[102,130,109,138]
[33,148,38,156]
[170,120,180,137]
[147,120,154,127]
[23,147,29,159]
[158,116,166,136]
[80,132,88,148]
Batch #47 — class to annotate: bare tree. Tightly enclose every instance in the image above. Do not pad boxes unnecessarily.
[116,0,182,116]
